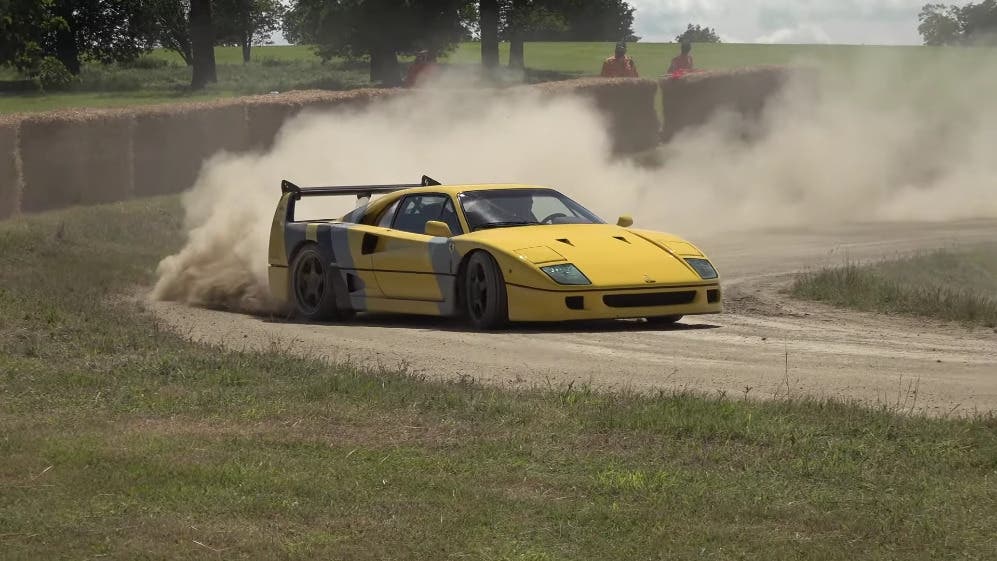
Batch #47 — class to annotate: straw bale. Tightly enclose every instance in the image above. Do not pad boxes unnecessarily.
[528,78,660,154]
[19,109,133,213]
[659,66,815,141]
[244,88,406,150]
[0,116,20,219]
[133,100,248,197]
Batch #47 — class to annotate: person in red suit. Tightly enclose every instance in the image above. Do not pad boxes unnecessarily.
[667,42,694,76]
[600,42,639,78]
[404,50,439,88]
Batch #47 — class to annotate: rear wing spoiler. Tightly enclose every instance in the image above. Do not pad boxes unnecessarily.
[280,175,442,200]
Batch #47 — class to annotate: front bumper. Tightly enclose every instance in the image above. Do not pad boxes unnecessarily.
[506,282,722,322]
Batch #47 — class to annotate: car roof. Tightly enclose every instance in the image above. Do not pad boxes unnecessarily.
[396,183,554,196]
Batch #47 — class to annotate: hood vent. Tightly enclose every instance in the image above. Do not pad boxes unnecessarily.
[613,236,631,244]
[556,238,573,246]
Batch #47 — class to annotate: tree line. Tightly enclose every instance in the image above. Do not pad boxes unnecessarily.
[918,0,997,45]
[0,0,638,89]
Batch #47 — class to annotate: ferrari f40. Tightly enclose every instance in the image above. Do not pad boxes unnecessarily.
[268,176,722,329]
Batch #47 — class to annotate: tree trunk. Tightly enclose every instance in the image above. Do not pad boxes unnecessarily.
[190,0,217,89]
[509,35,524,68]
[53,0,81,75]
[480,0,499,68]
[241,35,251,64]
[369,45,400,86]
[241,0,252,64]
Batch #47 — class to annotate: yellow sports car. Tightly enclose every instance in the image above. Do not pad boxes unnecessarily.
[268,176,722,329]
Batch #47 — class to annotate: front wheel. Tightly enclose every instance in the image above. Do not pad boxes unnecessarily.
[463,251,508,330]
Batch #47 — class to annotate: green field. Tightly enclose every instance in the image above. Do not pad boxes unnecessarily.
[2,197,997,559]
[0,41,975,114]
[793,247,997,328]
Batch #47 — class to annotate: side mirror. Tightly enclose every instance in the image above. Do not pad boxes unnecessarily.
[617,215,634,227]
[425,220,453,238]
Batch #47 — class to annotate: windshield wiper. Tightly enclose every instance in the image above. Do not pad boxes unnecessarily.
[473,220,540,231]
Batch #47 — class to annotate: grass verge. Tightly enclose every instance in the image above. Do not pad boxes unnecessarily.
[1,199,996,560]
[792,246,997,328]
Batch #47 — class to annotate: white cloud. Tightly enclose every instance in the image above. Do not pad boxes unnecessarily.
[628,0,927,44]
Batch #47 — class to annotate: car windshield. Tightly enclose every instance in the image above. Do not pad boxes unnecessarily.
[458,189,604,232]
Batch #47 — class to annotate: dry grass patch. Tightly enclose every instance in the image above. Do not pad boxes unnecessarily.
[793,245,997,328]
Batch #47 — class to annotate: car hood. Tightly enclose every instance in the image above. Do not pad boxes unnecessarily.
[466,224,712,287]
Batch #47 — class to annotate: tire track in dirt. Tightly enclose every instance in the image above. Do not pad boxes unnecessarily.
[146,219,997,415]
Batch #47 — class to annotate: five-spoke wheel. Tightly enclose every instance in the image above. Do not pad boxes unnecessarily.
[291,244,342,321]
[463,251,508,330]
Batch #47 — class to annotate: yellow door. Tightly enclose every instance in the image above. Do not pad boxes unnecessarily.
[369,194,461,302]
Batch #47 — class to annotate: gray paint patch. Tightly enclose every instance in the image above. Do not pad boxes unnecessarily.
[327,223,369,311]
[283,223,307,262]
[429,237,458,316]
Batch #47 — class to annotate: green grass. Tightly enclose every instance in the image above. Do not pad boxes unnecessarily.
[1,198,996,559]
[3,41,994,114]
[0,49,372,113]
[792,246,997,327]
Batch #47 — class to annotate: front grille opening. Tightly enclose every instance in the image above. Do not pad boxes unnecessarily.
[565,296,584,310]
[707,288,720,303]
[603,291,696,308]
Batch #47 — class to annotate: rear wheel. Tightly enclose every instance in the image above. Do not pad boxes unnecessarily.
[646,315,683,325]
[463,251,508,330]
[291,244,343,321]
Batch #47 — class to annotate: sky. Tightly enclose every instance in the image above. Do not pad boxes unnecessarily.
[269,0,935,46]
[627,0,931,45]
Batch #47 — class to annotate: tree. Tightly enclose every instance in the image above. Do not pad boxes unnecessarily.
[0,0,155,75]
[503,0,567,68]
[480,0,499,68]
[283,0,470,85]
[146,0,192,65]
[63,0,157,72]
[675,23,721,44]
[499,0,635,68]
[0,0,63,73]
[539,0,636,41]
[214,0,285,63]
[918,4,962,45]
[190,0,217,89]
[959,0,997,43]
[918,0,997,45]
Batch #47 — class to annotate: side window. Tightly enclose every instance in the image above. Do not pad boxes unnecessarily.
[376,199,400,228]
[439,198,463,235]
[391,194,448,235]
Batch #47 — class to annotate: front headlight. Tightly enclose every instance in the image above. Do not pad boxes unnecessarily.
[540,263,591,285]
[684,258,718,279]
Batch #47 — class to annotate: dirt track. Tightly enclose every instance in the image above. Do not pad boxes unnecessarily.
[147,219,997,415]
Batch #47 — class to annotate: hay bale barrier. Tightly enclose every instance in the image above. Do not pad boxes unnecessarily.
[0,117,20,219]
[244,88,406,151]
[133,100,249,198]
[659,66,818,142]
[532,78,661,154]
[19,110,133,213]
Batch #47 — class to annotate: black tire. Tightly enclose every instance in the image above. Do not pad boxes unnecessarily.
[646,315,683,325]
[290,244,343,321]
[463,251,509,330]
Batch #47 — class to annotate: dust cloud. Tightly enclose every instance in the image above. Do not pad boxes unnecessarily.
[152,52,997,313]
